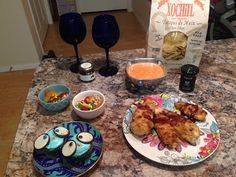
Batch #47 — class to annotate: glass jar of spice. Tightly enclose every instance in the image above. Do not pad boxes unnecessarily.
[79,62,95,82]
[179,64,199,92]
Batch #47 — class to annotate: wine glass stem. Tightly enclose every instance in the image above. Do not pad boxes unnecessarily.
[105,48,110,69]
[74,44,80,65]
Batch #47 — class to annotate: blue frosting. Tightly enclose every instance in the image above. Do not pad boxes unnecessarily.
[46,129,64,151]
[33,121,103,177]
[70,136,91,157]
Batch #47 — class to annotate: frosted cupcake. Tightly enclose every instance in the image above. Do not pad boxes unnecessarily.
[62,132,94,164]
[34,127,69,153]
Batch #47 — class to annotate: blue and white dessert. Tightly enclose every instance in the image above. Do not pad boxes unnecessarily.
[34,127,69,152]
[62,132,93,159]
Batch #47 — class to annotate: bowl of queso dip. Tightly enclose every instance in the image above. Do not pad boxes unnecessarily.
[126,58,167,93]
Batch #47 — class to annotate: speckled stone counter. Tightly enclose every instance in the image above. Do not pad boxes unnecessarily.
[5,39,236,177]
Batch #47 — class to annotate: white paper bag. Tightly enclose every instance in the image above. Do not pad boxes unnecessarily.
[147,0,210,71]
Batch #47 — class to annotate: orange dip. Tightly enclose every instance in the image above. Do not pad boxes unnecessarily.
[127,63,165,80]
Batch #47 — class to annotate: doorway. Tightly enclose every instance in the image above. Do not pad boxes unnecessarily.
[76,0,128,13]
[48,0,132,21]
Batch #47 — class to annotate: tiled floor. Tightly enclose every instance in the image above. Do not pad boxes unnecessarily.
[0,10,146,176]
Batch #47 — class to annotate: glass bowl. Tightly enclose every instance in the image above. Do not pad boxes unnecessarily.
[125,58,167,94]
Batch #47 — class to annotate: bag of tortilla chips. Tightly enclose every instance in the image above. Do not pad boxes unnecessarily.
[146,0,210,72]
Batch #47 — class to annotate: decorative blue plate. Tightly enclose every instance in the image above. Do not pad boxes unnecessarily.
[33,121,103,177]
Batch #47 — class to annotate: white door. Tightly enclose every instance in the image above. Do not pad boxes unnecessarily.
[28,0,48,45]
[76,0,128,13]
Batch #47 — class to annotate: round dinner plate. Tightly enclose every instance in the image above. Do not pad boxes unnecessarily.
[33,121,103,177]
[122,94,220,166]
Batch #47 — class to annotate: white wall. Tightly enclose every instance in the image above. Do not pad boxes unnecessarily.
[132,0,151,32]
[0,0,41,72]
[76,0,128,13]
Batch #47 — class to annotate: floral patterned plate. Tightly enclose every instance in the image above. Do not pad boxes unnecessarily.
[123,94,220,166]
[33,121,103,177]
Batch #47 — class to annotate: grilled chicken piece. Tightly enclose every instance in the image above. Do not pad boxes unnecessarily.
[154,107,181,149]
[174,119,200,145]
[142,98,158,112]
[130,100,202,147]
[154,123,180,149]
[130,106,154,137]
[154,107,200,147]
[174,101,207,121]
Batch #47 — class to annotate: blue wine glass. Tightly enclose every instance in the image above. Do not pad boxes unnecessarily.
[92,14,120,77]
[59,12,86,73]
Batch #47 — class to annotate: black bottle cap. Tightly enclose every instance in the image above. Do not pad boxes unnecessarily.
[181,64,199,75]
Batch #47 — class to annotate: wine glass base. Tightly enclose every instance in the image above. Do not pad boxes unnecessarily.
[99,66,118,77]
[70,63,80,73]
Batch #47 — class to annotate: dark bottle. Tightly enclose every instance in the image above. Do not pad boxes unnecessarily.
[179,64,199,92]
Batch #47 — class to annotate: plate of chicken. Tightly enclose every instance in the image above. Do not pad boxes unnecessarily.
[122,94,220,166]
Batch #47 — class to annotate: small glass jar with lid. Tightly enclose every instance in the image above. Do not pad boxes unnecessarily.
[179,64,199,92]
[79,62,95,82]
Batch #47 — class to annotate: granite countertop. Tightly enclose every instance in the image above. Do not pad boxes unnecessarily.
[5,39,236,177]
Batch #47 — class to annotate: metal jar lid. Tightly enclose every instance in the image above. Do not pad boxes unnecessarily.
[181,64,199,75]
[79,62,94,75]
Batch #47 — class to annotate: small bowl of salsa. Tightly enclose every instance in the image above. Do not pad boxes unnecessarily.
[126,58,167,93]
